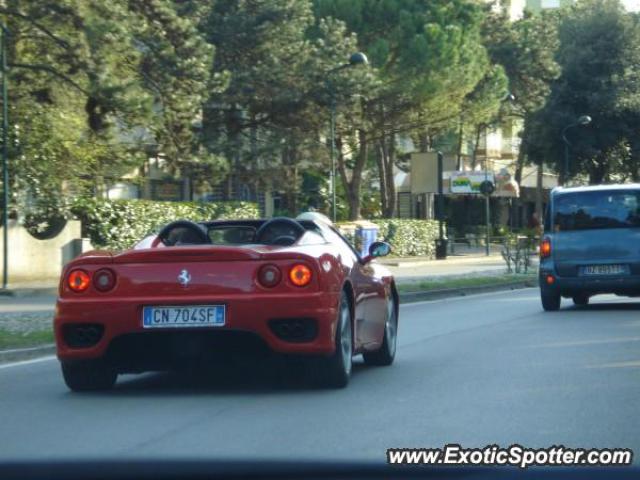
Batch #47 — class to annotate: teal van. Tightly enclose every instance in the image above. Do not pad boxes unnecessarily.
[539,184,640,311]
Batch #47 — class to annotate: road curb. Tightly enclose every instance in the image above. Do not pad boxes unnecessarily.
[0,344,56,364]
[399,279,539,303]
[0,280,537,364]
[0,287,58,298]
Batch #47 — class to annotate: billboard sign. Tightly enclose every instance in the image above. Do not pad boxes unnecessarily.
[449,172,495,194]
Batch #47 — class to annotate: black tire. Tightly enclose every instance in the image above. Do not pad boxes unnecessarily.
[61,360,117,392]
[572,294,590,306]
[316,292,352,388]
[541,287,561,311]
[363,296,397,366]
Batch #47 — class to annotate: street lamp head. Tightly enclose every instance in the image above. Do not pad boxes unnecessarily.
[578,115,592,126]
[349,52,368,66]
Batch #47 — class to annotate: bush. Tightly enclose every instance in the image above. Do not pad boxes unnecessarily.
[339,219,442,258]
[72,198,260,250]
[372,219,441,257]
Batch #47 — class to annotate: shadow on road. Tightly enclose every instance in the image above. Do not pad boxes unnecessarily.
[93,359,375,397]
[566,301,640,311]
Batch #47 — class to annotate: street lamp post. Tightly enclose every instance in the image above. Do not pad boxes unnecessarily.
[326,52,368,222]
[1,24,8,291]
[561,115,592,185]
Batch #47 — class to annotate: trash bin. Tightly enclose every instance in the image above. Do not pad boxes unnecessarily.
[355,222,379,257]
[435,238,448,260]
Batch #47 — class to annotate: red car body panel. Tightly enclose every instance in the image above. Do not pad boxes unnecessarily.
[54,225,396,369]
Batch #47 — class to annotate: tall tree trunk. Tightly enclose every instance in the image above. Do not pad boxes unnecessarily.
[535,161,544,222]
[376,141,388,216]
[377,133,397,218]
[512,138,528,229]
[337,130,366,221]
[384,134,396,218]
[589,156,608,184]
[471,124,482,170]
[456,117,464,170]
[281,142,299,215]
[86,95,109,198]
[417,130,430,153]
[630,140,640,182]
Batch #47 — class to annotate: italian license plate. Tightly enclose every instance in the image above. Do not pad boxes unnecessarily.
[581,264,628,276]
[142,305,225,329]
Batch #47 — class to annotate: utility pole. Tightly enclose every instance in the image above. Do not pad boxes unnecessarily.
[324,52,368,222]
[484,160,490,257]
[1,24,8,290]
[329,88,336,222]
[435,151,447,259]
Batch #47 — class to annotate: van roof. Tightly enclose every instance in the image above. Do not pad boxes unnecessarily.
[552,184,640,196]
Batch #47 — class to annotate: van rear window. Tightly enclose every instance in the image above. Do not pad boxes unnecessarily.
[554,190,640,231]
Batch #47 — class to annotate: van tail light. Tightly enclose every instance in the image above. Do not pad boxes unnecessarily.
[258,264,282,288]
[540,237,551,258]
[93,269,116,292]
[289,264,312,287]
[68,269,90,292]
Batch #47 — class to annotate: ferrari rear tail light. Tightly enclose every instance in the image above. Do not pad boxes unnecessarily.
[540,237,551,258]
[93,269,116,292]
[289,264,312,287]
[258,264,282,288]
[68,269,90,293]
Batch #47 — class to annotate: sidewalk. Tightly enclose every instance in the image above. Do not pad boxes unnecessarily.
[0,251,536,361]
[379,250,537,284]
[0,251,532,305]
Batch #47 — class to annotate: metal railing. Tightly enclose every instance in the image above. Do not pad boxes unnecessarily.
[448,234,539,274]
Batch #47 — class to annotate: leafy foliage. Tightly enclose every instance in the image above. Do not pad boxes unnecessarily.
[72,199,259,250]
[339,219,441,258]
[524,0,640,183]
[6,0,640,232]
[315,0,494,218]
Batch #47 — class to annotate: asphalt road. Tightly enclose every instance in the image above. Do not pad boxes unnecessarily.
[1,288,639,463]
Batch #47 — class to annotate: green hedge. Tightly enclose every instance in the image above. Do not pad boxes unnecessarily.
[339,219,442,258]
[373,219,441,257]
[72,199,260,250]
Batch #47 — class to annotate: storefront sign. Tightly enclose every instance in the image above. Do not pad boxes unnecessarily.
[449,172,495,194]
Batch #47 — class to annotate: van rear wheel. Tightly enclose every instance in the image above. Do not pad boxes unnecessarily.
[541,287,561,311]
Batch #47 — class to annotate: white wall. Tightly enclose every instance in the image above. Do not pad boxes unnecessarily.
[0,220,91,284]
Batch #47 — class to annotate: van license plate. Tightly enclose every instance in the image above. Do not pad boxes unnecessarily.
[581,265,628,276]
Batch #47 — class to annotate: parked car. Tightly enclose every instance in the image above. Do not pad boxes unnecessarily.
[54,215,398,390]
[539,184,640,311]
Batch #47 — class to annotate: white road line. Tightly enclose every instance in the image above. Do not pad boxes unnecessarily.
[0,345,54,354]
[0,355,56,370]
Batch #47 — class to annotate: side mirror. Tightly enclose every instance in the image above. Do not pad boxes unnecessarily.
[362,241,391,263]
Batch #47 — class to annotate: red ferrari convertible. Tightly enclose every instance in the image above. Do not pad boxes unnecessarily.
[54,214,399,391]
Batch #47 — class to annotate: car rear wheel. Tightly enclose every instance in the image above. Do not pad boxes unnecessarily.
[61,360,117,392]
[316,292,352,388]
[541,287,561,311]
[572,294,590,306]
[363,297,397,366]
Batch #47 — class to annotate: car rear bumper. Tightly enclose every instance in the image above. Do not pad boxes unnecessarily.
[539,269,640,296]
[54,292,340,364]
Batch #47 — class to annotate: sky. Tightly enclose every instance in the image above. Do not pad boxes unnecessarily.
[623,0,640,11]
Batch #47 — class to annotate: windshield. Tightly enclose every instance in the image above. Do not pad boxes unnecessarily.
[554,190,640,231]
[208,226,257,245]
